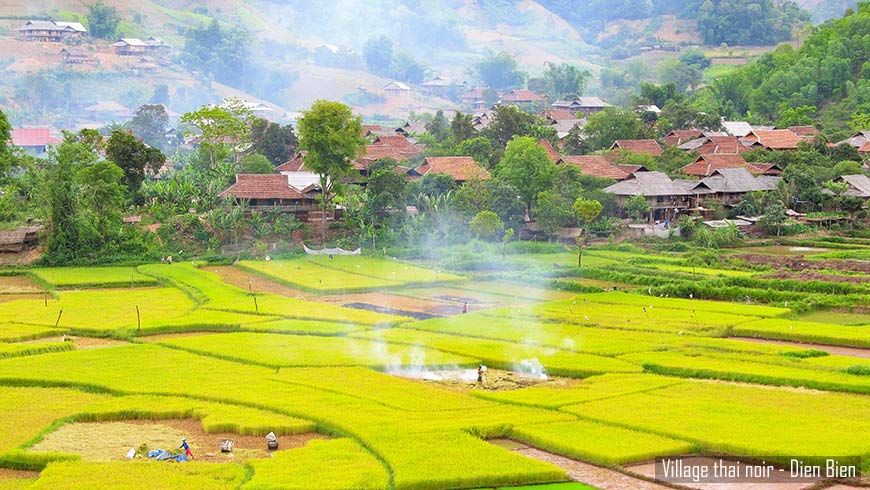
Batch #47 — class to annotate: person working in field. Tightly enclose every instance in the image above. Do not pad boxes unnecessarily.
[477,364,487,385]
[179,438,193,459]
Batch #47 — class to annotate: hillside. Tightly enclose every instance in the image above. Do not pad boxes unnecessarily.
[698,2,870,138]
[0,0,813,126]
[794,0,859,22]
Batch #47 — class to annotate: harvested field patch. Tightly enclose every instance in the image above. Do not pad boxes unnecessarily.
[202,265,311,300]
[738,254,870,274]
[0,276,42,294]
[322,291,454,316]
[0,469,37,479]
[343,302,440,320]
[0,294,44,304]
[29,418,324,463]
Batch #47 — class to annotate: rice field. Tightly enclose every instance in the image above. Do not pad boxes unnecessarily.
[0,248,867,488]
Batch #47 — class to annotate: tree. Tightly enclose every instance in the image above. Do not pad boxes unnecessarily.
[239,154,274,174]
[451,112,476,143]
[129,104,169,149]
[470,210,504,241]
[474,51,524,90]
[470,210,512,257]
[582,108,647,151]
[183,19,250,87]
[106,130,166,195]
[297,100,365,241]
[573,198,602,268]
[87,0,121,39]
[625,194,651,222]
[776,104,816,128]
[363,36,394,76]
[758,201,787,236]
[534,189,574,237]
[45,142,83,263]
[77,160,126,238]
[542,62,591,100]
[425,110,449,143]
[250,118,297,166]
[0,109,12,180]
[495,136,556,214]
[834,160,863,176]
[483,105,549,148]
[390,52,426,84]
[181,99,254,166]
[457,137,496,169]
[366,168,407,217]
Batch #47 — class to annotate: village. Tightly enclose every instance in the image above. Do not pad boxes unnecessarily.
[0,3,869,490]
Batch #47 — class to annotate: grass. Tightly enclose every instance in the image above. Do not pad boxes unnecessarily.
[511,419,694,466]
[0,341,74,359]
[0,324,63,342]
[29,267,157,289]
[244,439,389,490]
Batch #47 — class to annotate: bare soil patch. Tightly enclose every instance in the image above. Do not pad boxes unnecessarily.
[759,270,870,285]
[413,368,560,392]
[0,468,38,479]
[30,418,325,463]
[0,293,44,304]
[19,335,129,350]
[738,254,870,274]
[733,338,870,359]
[490,440,673,490]
[204,266,312,300]
[0,275,43,293]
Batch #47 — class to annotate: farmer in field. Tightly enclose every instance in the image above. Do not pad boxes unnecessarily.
[462,302,468,314]
[179,438,193,459]
[477,364,487,385]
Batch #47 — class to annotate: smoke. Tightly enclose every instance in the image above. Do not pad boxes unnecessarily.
[513,358,548,380]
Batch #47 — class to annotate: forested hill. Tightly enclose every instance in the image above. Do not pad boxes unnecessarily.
[537,0,811,45]
[704,2,870,138]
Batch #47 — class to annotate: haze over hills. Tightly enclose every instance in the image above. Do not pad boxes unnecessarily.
[0,0,827,126]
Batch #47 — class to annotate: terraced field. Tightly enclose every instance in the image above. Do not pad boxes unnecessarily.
[0,247,867,489]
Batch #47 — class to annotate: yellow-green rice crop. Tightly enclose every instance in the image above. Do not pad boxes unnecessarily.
[511,420,694,466]
[244,439,389,490]
[0,341,74,359]
[574,292,789,317]
[352,328,642,377]
[306,255,464,284]
[565,381,870,462]
[30,267,157,289]
[623,351,870,394]
[140,263,406,325]
[69,395,315,437]
[0,324,63,342]
[240,318,371,335]
[157,332,476,369]
[475,373,686,409]
[31,461,246,490]
[0,387,108,451]
[238,259,399,292]
[732,318,870,347]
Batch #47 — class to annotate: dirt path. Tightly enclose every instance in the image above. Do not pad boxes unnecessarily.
[732,338,870,359]
[489,439,675,490]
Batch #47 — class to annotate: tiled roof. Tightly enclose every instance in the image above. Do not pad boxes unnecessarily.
[542,109,576,121]
[412,157,490,181]
[537,140,562,163]
[722,121,753,137]
[743,130,801,150]
[663,130,703,146]
[745,162,783,176]
[218,174,313,199]
[10,128,59,147]
[275,152,307,172]
[681,153,749,177]
[679,135,749,154]
[559,155,629,180]
[839,174,870,197]
[604,171,697,197]
[700,168,779,193]
[500,90,546,103]
[858,142,870,154]
[788,126,819,138]
[611,139,663,156]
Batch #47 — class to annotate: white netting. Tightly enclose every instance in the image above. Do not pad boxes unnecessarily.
[303,244,361,256]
